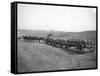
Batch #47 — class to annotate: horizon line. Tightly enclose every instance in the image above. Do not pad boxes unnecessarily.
[18,29,96,32]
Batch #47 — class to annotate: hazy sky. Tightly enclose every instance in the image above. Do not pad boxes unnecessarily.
[18,4,96,32]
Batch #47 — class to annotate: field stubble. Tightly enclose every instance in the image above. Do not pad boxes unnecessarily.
[18,40,96,72]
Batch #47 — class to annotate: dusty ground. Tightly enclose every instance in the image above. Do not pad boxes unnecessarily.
[17,40,97,73]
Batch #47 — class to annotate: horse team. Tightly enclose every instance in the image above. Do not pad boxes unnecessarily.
[18,35,96,53]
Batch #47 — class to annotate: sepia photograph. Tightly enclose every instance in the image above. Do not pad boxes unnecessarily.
[15,2,97,73]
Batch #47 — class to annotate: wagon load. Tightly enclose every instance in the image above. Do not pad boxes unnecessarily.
[65,39,95,53]
[45,37,95,53]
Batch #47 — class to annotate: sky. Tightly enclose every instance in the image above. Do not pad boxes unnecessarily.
[18,4,96,32]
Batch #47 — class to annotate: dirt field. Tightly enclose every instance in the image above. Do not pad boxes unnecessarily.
[17,40,97,73]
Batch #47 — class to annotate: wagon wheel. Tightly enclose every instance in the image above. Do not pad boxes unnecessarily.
[76,46,84,53]
[65,44,69,49]
[90,46,95,52]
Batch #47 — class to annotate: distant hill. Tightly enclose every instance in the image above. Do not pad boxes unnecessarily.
[18,29,96,41]
[18,29,49,38]
[57,31,96,41]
